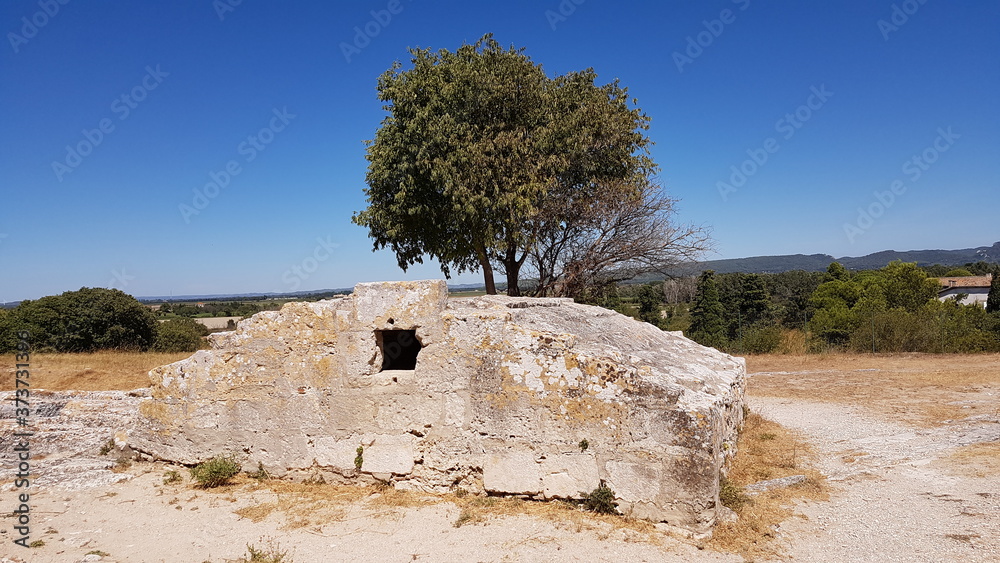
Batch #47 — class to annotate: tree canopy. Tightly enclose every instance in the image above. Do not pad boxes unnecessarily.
[353,34,708,295]
[0,287,158,352]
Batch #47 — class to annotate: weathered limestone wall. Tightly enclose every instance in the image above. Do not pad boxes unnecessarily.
[130,280,745,535]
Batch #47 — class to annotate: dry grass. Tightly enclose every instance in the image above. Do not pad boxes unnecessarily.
[775,329,809,355]
[709,411,827,561]
[1,351,191,390]
[939,442,1000,478]
[229,477,658,541]
[231,477,441,530]
[448,494,657,540]
[745,353,1000,426]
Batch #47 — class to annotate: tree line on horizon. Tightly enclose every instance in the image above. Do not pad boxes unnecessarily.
[593,260,1000,354]
[0,260,996,356]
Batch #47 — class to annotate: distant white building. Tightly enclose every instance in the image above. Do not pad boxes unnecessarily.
[936,274,993,307]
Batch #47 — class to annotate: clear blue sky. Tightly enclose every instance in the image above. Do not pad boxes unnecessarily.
[2,0,998,302]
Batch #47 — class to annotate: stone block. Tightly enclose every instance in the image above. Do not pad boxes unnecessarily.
[483,452,542,495]
[361,434,414,475]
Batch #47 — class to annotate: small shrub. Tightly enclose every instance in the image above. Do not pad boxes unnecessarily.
[758,433,777,441]
[301,474,326,486]
[190,455,241,488]
[354,445,364,470]
[29,540,45,547]
[86,550,111,557]
[583,480,619,515]
[99,439,115,456]
[236,539,292,563]
[578,438,589,452]
[113,456,132,472]
[718,476,749,511]
[247,462,270,481]
[453,507,475,528]
[163,470,182,484]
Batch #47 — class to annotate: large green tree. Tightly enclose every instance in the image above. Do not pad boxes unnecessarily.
[353,34,667,295]
[637,283,665,328]
[689,270,727,349]
[987,269,1000,313]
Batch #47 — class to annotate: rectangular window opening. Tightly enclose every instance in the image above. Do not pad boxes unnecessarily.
[376,329,421,371]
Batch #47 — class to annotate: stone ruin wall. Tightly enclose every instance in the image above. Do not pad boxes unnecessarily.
[130,280,746,535]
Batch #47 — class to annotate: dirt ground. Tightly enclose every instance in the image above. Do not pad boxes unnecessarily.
[744,354,1000,562]
[2,353,998,562]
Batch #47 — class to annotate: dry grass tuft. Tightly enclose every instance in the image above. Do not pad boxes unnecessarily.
[745,353,1000,426]
[447,494,658,540]
[232,479,429,529]
[2,351,191,390]
[939,442,1000,477]
[775,329,809,355]
[709,411,827,560]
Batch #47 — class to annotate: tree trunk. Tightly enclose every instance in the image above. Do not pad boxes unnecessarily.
[476,245,497,295]
[504,247,523,297]
[506,263,521,296]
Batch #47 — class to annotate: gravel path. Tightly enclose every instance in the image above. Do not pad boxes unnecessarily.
[752,397,1000,562]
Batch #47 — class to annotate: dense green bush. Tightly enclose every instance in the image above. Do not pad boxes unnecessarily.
[0,288,157,352]
[190,455,241,488]
[152,317,208,352]
[847,301,1000,353]
[738,324,783,354]
[583,480,619,514]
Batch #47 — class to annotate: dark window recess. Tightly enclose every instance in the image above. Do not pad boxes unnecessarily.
[377,329,421,371]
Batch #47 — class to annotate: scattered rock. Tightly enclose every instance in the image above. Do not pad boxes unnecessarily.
[745,474,808,495]
[717,505,739,524]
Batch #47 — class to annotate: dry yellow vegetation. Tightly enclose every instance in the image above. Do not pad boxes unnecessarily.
[2,351,192,390]
[940,442,1000,478]
[745,353,1000,426]
[708,411,827,560]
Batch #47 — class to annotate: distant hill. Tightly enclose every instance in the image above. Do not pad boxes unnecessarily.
[4,243,996,307]
[678,241,1000,275]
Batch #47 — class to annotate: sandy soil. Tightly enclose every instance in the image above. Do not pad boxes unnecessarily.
[2,466,736,563]
[3,354,998,562]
